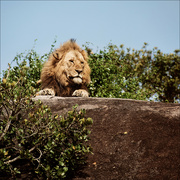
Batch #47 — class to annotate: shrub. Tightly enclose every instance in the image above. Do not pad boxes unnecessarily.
[1,39,56,92]
[0,67,93,179]
[86,44,150,100]
[85,43,180,102]
[139,48,180,102]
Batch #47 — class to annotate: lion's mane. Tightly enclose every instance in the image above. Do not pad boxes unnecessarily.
[40,39,91,96]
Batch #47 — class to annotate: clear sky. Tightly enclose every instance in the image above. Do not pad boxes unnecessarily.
[1,1,179,74]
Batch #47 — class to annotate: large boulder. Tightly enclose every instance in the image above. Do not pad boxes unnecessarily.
[34,96,180,180]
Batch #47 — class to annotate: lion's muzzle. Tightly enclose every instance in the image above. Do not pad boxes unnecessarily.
[70,76,82,84]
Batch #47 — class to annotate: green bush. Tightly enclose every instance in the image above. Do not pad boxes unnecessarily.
[0,66,93,179]
[85,43,180,102]
[2,39,56,92]
[86,45,148,100]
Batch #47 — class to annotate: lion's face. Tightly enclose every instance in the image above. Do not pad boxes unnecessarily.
[55,50,91,87]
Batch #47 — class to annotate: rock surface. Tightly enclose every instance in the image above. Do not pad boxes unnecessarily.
[34,96,180,180]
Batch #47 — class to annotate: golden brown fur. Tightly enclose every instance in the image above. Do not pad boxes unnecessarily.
[38,39,91,97]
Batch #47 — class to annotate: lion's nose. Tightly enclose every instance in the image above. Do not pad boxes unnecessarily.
[75,69,82,74]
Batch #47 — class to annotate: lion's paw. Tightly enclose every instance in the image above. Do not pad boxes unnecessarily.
[72,89,89,97]
[36,88,55,96]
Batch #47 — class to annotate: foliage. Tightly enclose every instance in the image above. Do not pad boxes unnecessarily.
[85,43,180,102]
[0,67,93,179]
[86,45,147,100]
[2,39,56,92]
[139,48,180,102]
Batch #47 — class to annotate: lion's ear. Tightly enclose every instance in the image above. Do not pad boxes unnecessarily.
[52,51,63,61]
[52,52,60,60]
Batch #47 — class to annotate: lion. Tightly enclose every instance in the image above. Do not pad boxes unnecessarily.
[37,39,91,97]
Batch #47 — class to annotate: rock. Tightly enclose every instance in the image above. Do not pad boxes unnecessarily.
[34,96,180,180]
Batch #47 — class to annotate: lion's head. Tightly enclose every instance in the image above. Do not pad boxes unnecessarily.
[39,39,91,97]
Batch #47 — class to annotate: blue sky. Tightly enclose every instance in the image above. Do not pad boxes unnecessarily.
[1,1,179,74]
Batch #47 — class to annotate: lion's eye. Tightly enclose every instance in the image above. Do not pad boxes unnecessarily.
[81,61,84,65]
[69,60,74,63]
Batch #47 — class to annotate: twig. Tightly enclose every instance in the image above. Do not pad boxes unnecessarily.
[34,148,42,162]
[0,119,12,141]
[34,148,43,169]
[1,102,10,119]
[4,154,20,165]
[5,64,11,79]
[4,145,37,164]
